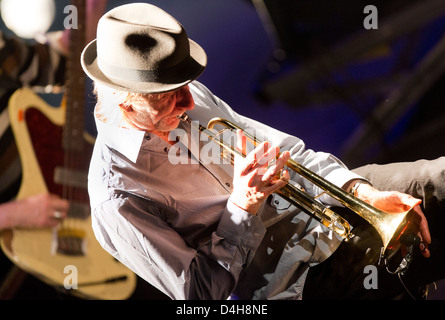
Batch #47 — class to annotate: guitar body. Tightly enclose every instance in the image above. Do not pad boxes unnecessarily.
[1,88,136,300]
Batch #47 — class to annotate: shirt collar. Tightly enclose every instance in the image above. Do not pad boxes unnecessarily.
[95,116,145,163]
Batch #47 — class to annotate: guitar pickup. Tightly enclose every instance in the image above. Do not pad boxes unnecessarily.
[54,167,88,189]
[68,201,90,219]
[54,227,87,256]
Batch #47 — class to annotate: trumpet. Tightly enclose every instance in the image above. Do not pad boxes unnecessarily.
[178,114,414,254]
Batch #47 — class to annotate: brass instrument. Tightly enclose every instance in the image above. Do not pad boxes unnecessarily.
[179,114,414,254]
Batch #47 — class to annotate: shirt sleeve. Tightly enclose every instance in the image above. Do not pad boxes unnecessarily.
[91,193,266,300]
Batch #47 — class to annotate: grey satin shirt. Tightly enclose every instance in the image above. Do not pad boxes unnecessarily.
[88,81,364,299]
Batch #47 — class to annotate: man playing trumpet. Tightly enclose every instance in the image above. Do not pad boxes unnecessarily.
[82,3,436,300]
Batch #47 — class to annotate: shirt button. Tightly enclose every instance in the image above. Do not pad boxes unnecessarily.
[145,135,151,140]
[164,147,169,153]
[225,182,231,188]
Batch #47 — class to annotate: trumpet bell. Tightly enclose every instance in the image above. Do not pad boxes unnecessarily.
[375,208,415,253]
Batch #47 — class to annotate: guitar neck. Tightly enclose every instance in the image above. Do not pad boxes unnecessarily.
[64,0,86,152]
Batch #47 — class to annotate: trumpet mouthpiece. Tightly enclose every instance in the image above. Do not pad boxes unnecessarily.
[177,113,191,123]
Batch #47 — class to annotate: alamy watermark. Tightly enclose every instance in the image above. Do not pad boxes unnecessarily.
[363,264,378,289]
[63,264,78,289]
[364,5,378,30]
[63,5,78,30]
[62,263,380,292]
[62,4,378,32]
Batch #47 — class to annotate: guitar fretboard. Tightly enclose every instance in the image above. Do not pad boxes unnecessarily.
[63,0,86,152]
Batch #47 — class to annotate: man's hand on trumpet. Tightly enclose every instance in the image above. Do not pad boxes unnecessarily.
[229,130,290,215]
[355,182,431,258]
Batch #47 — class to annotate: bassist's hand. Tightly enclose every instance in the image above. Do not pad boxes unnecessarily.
[0,193,69,229]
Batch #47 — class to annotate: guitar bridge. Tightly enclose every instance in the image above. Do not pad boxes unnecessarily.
[54,228,86,256]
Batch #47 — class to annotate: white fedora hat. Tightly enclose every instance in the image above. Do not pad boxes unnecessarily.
[81,3,207,94]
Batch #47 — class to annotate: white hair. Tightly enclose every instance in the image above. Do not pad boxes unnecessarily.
[92,82,129,126]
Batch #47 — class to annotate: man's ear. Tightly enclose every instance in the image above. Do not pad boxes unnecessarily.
[118,103,133,112]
